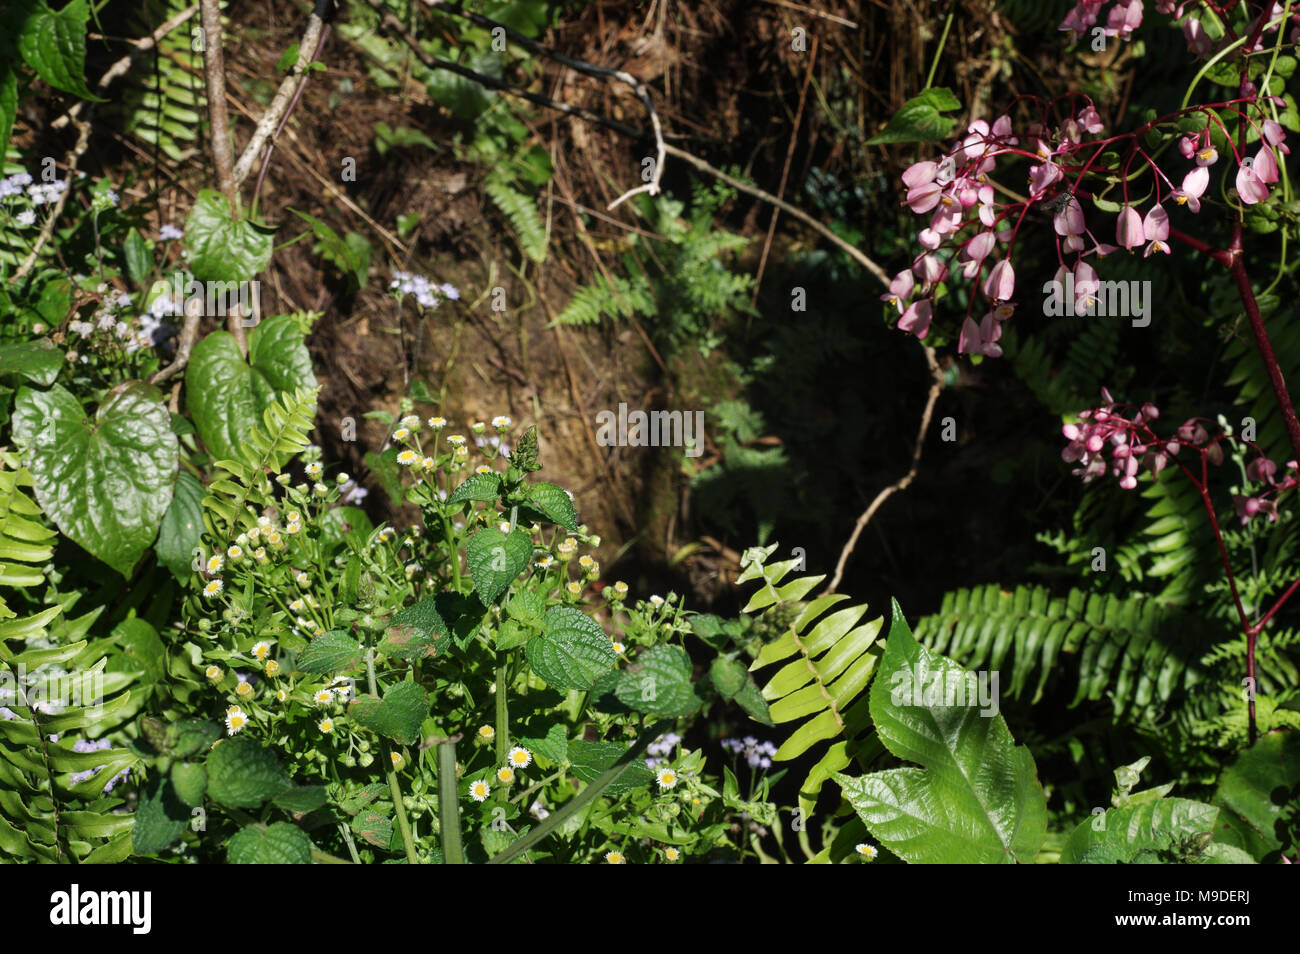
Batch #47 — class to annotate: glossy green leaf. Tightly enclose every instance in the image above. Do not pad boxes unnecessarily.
[0,339,62,386]
[1061,798,1229,864]
[184,189,274,282]
[154,471,204,582]
[446,472,503,505]
[13,382,177,576]
[614,644,702,717]
[866,87,961,145]
[836,601,1047,864]
[16,0,102,101]
[1213,730,1300,861]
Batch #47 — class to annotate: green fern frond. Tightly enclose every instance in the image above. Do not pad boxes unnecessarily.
[202,387,319,543]
[912,583,1221,722]
[116,2,207,163]
[0,459,137,863]
[741,544,885,819]
[484,173,548,263]
[553,273,653,326]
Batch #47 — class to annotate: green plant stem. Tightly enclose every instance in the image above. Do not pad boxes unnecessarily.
[495,658,510,764]
[923,0,956,91]
[338,821,362,863]
[437,739,465,864]
[366,645,420,863]
[488,721,668,864]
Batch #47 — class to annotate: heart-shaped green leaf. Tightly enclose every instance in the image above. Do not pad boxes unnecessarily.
[184,189,274,282]
[185,315,315,462]
[379,595,452,661]
[524,605,617,690]
[13,382,177,576]
[465,527,532,605]
[348,681,428,745]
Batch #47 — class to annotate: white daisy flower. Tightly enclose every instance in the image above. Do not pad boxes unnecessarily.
[205,665,222,681]
[225,707,248,735]
[856,843,878,861]
[313,689,335,705]
[203,580,224,598]
[305,462,322,478]
[469,780,491,802]
[397,449,419,467]
[492,415,512,429]
[496,766,516,785]
[656,768,678,790]
[507,746,532,769]
[319,718,334,733]
[663,846,681,862]
[604,851,626,864]
[428,416,447,429]
[251,641,272,661]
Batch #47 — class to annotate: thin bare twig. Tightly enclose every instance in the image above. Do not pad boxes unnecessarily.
[231,0,335,187]
[756,0,860,29]
[827,346,943,594]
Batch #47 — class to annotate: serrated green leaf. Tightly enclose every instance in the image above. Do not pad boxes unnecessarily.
[525,481,578,530]
[505,589,545,625]
[205,737,291,809]
[1213,730,1300,861]
[132,774,189,855]
[273,785,328,814]
[517,723,567,764]
[567,739,655,794]
[227,821,312,864]
[614,644,702,717]
[13,382,177,576]
[170,762,207,807]
[297,630,362,674]
[351,808,393,848]
[465,527,532,605]
[525,605,617,690]
[446,472,503,505]
[348,681,428,745]
[1062,798,1223,864]
[379,595,451,661]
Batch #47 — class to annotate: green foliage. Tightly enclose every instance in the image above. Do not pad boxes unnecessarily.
[914,583,1219,722]
[12,381,178,576]
[838,603,1048,864]
[866,87,962,145]
[484,172,548,263]
[183,190,276,282]
[743,544,884,821]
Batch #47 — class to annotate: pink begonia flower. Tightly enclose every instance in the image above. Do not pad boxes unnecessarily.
[1183,17,1212,56]
[880,269,914,313]
[1116,204,1145,249]
[1053,195,1087,237]
[991,115,1017,144]
[1029,159,1062,196]
[1077,106,1105,135]
[1246,457,1278,484]
[956,307,1008,358]
[958,120,993,164]
[930,197,963,234]
[906,180,944,214]
[1142,204,1170,257]
[982,259,1015,301]
[902,161,938,189]
[977,184,997,227]
[918,227,942,250]
[1178,135,1197,159]
[958,231,997,278]
[912,252,947,287]
[1074,260,1100,312]
[1060,0,1104,35]
[1194,145,1219,167]
[1237,162,1270,204]
[1173,165,1209,212]
[1263,119,1290,152]
[957,317,982,355]
[1105,0,1143,38]
[1253,144,1280,185]
[897,299,932,339]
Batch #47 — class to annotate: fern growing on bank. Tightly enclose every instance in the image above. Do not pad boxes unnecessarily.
[0,455,138,863]
[740,544,885,821]
[485,173,548,264]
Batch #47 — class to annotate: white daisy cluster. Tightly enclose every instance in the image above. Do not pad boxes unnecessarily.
[721,735,777,770]
[389,270,459,309]
[643,731,681,769]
